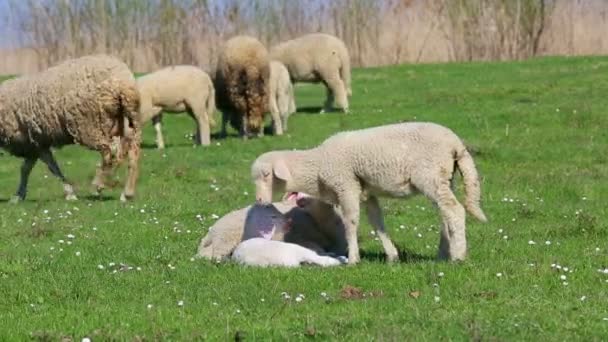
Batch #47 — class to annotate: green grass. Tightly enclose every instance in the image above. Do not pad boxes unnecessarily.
[1,56,608,341]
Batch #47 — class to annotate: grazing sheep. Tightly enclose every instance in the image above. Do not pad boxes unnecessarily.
[0,54,141,202]
[137,65,216,149]
[251,122,488,264]
[195,194,347,261]
[215,35,270,138]
[268,60,296,135]
[270,33,351,113]
[231,238,345,268]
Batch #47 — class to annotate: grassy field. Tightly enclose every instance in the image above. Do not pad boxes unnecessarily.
[1,56,607,341]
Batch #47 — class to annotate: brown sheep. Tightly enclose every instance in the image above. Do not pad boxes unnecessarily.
[215,35,270,139]
[0,54,141,202]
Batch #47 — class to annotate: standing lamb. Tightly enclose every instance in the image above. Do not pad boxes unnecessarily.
[215,35,270,138]
[268,60,296,135]
[0,54,142,202]
[269,33,351,113]
[137,65,216,149]
[251,122,488,264]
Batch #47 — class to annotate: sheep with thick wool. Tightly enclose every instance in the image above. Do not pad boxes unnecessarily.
[270,33,351,113]
[251,122,488,264]
[268,60,296,135]
[0,54,141,202]
[137,65,216,149]
[195,194,347,261]
[215,35,270,138]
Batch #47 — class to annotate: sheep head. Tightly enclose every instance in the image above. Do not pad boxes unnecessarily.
[251,151,292,204]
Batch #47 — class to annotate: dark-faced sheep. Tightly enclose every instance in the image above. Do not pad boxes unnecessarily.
[215,35,270,139]
[137,65,216,149]
[270,33,351,113]
[0,54,142,202]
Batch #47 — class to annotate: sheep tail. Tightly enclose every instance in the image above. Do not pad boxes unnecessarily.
[196,234,214,259]
[206,81,217,127]
[116,78,141,134]
[339,49,352,97]
[455,149,487,222]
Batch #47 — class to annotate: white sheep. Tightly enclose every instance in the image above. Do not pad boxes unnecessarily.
[270,33,351,113]
[251,122,488,264]
[231,238,345,268]
[268,60,296,135]
[0,54,142,202]
[136,65,216,149]
[195,194,347,261]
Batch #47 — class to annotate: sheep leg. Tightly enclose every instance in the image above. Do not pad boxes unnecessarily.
[321,84,334,114]
[269,93,283,136]
[325,75,349,114]
[187,103,211,146]
[39,149,77,201]
[120,130,141,202]
[365,196,399,262]
[11,157,37,203]
[92,147,114,196]
[152,114,165,149]
[338,193,362,264]
[434,185,467,261]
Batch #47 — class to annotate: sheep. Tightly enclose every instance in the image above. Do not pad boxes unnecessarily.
[0,54,141,203]
[195,194,347,261]
[251,121,488,265]
[231,238,345,268]
[269,33,351,113]
[136,65,216,149]
[268,60,296,135]
[215,35,270,139]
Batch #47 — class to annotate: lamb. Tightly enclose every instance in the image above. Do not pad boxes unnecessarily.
[195,194,347,261]
[0,54,141,202]
[269,33,351,113]
[268,60,296,135]
[231,238,345,268]
[136,65,216,149]
[251,121,488,265]
[215,35,270,138]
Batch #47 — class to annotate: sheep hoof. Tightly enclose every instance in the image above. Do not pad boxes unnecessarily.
[120,192,134,202]
[9,196,22,204]
[65,194,78,201]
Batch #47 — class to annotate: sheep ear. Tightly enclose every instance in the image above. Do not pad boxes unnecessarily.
[273,159,291,181]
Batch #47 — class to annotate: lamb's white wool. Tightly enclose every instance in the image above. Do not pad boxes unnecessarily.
[268,61,296,135]
[231,238,344,268]
[270,33,351,113]
[251,121,487,265]
[136,65,216,148]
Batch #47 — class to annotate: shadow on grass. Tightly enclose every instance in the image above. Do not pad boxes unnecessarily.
[297,106,324,114]
[360,248,435,264]
[81,194,116,202]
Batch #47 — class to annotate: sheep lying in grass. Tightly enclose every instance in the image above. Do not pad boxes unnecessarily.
[0,54,141,202]
[268,61,296,135]
[195,194,347,261]
[270,33,351,113]
[251,122,488,264]
[232,238,345,268]
[215,35,270,138]
[137,65,216,149]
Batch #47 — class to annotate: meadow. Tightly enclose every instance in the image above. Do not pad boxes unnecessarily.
[0,56,607,341]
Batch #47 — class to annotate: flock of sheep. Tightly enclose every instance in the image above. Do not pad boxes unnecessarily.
[0,32,486,267]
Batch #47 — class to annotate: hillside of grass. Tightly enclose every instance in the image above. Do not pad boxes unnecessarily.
[0,56,607,340]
